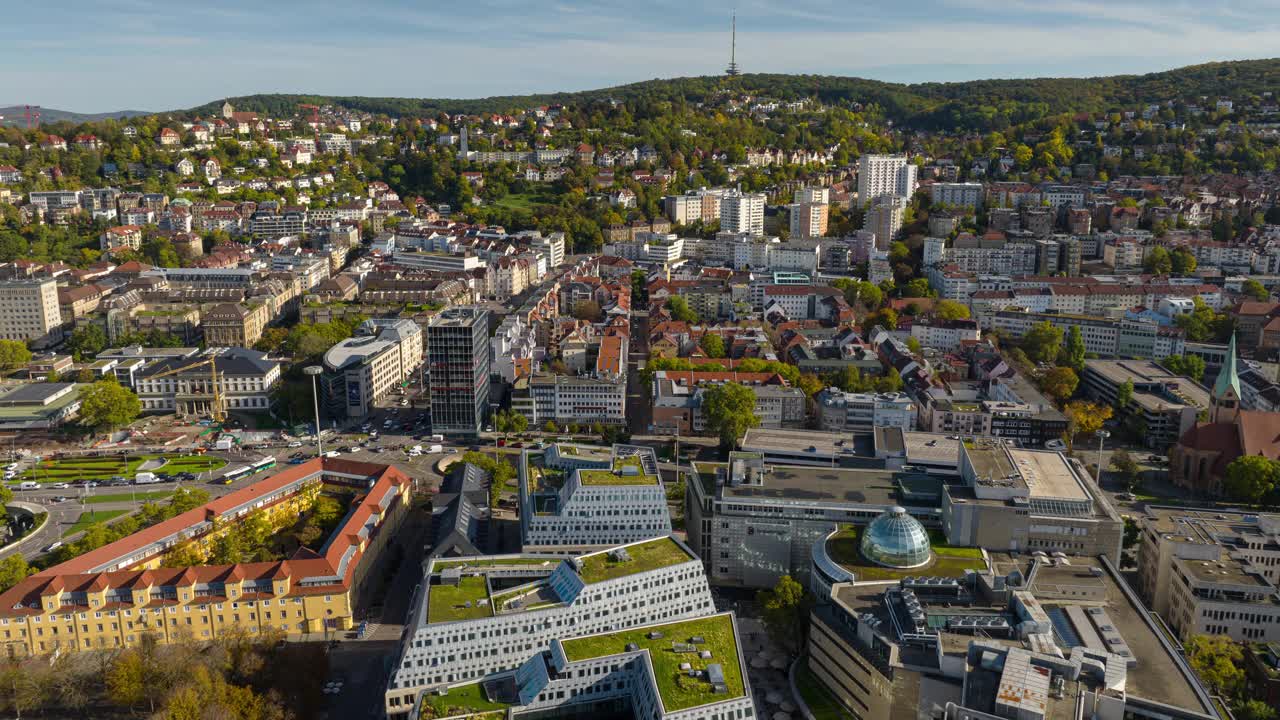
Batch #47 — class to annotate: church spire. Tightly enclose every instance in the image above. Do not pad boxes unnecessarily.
[1211,333,1241,423]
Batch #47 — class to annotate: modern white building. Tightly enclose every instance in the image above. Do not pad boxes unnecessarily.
[930,181,984,209]
[321,319,424,418]
[519,444,671,551]
[857,154,917,206]
[0,278,63,347]
[514,374,627,427]
[815,389,916,433]
[385,536,732,716]
[718,191,766,236]
[910,318,981,351]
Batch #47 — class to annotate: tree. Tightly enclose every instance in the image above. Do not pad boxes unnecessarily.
[702,382,760,448]
[542,420,557,433]
[861,308,898,336]
[1163,354,1206,383]
[78,378,141,433]
[66,324,107,360]
[1039,367,1079,404]
[902,278,933,298]
[934,300,970,321]
[1063,325,1086,372]
[106,649,147,708]
[0,663,40,718]
[1171,248,1198,275]
[1236,700,1279,720]
[699,333,726,359]
[0,555,31,593]
[796,373,824,398]
[0,340,30,371]
[1242,279,1270,302]
[571,300,603,323]
[666,296,699,323]
[1184,634,1244,697]
[1143,246,1172,275]
[906,336,922,355]
[756,574,811,654]
[855,281,882,310]
[1021,321,1064,365]
[1110,449,1141,491]
[1114,380,1134,410]
[888,241,911,265]
[1065,401,1113,438]
[1223,455,1279,505]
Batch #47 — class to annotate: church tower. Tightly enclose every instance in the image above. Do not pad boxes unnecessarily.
[1211,334,1241,424]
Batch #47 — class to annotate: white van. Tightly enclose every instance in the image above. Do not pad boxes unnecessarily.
[18,481,38,490]
[134,472,159,485]
[428,444,443,454]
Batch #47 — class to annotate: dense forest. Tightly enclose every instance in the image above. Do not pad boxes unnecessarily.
[187,59,1280,132]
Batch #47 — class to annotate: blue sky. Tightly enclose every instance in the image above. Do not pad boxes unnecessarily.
[1,0,1277,112]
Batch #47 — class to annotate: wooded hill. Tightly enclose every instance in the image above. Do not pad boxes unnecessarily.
[185,58,1280,132]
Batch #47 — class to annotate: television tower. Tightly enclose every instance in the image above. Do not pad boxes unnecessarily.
[725,12,741,77]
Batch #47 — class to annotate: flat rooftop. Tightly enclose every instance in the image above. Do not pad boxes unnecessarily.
[833,557,1214,718]
[903,431,962,465]
[1141,507,1280,544]
[715,464,905,506]
[1176,550,1274,591]
[741,427,856,457]
[577,455,658,486]
[1008,449,1088,501]
[427,574,493,622]
[963,439,1025,488]
[575,537,694,584]
[560,613,745,712]
[1086,359,1210,409]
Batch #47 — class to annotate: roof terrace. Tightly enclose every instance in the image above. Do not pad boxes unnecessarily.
[575,537,693,584]
[560,613,745,712]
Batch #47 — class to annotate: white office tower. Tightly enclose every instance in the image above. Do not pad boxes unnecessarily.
[719,190,766,236]
[857,154,917,206]
[385,537,753,720]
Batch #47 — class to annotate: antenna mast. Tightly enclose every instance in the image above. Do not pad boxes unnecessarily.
[726,12,741,76]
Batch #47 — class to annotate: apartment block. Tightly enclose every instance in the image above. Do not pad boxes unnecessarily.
[1082,359,1209,449]
[0,278,63,347]
[930,182,984,208]
[857,154,917,206]
[718,191,766,236]
[513,374,626,427]
[0,459,411,659]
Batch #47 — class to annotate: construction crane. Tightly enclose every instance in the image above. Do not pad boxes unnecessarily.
[148,355,226,423]
[24,105,40,130]
[298,103,320,145]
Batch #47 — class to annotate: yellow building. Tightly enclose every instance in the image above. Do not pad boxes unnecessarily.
[0,458,411,659]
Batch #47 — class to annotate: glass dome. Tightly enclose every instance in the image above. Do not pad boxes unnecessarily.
[860,506,932,568]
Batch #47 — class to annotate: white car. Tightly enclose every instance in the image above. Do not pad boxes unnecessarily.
[287,441,303,448]
[51,483,70,489]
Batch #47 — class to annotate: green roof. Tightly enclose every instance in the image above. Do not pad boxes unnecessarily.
[578,466,658,486]
[561,614,745,712]
[431,557,560,570]
[422,680,512,718]
[428,575,493,622]
[826,525,986,582]
[576,537,692,584]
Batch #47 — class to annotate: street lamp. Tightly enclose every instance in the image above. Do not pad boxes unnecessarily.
[304,366,324,457]
[1096,429,1111,481]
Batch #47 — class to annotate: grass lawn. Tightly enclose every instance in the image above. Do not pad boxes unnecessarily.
[577,537,691,584]
[63,509,128,537]
[578,467,658,486]
[828,525,986,582]
[562,614,743,712]
[491,189,557,212]
[424,680,511,718]
[796,659,855,720]
[84,491,174,505]
[19,454,225,483]
[428,576,492,622]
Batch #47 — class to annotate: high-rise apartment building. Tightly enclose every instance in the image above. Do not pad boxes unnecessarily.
[788,202,829,238]
[718,190,766,236]
[857,154,917,206]
[427,307,490,435]
[864,196,906,248]
[930,181,984,208]
[0,278,63,347]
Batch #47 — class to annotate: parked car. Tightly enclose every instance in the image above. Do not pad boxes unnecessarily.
[51,482,69,489]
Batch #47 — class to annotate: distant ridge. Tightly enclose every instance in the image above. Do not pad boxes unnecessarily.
[180,58,1280,133]
[0,105,151,127]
